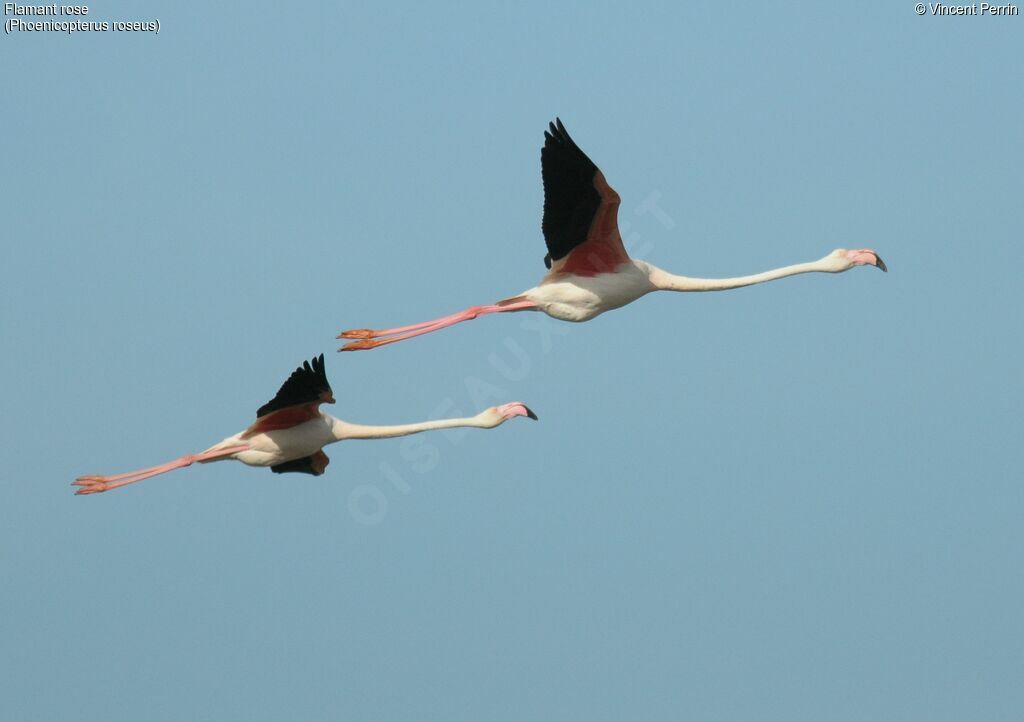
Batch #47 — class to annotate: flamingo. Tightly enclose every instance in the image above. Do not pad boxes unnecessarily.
[74,355,537,495]
[338,118,886,351]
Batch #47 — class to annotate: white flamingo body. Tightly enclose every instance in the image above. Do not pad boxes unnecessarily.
[75,355,537,495]
[207,416,338,468]
[522,260,655,322]
[338,119,886,351]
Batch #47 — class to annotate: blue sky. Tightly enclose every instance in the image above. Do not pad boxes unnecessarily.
[2,1,1022,720]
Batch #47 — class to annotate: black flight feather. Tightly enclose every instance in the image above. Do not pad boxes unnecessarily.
[256,354,332,418]
[270,456,325,476]
[541,118,602,267]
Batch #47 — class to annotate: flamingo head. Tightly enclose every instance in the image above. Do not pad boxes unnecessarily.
[823,248,888,273]
[479,402,539,428]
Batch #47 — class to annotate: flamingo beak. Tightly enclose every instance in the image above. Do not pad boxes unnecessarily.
[497,402,538,420]
[845,249,888,272]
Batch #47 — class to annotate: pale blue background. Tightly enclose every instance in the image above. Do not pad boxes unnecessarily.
[2,1,1022,720]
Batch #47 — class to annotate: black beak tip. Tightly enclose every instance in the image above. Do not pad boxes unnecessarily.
[875,255,888,273]
[525,406,539,421]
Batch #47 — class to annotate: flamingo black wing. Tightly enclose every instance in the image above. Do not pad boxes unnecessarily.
[242,355,335,438]
[256,354,333,418]
[540,118,627,274]
[271,450,331,476]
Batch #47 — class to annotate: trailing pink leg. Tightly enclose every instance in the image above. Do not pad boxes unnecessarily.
[338,301,536,351]
[338,309,470,340]
[73,444,249,495]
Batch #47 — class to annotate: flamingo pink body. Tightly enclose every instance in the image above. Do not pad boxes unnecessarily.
[338,119,886,351]
[74,355,537,495]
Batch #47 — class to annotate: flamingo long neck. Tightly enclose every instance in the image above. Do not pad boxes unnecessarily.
[330,415,486,441]
[647,259,829,292]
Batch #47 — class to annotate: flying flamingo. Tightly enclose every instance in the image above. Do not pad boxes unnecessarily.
[338,118,886,351]
[74,355,537,495]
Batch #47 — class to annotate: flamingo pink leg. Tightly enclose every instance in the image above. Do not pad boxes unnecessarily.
[338,301,537,351]
[338,309,468,339]
[73,444,250,495]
